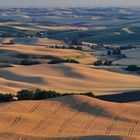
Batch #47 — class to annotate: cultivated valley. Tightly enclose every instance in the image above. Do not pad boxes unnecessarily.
[0,7,140,140]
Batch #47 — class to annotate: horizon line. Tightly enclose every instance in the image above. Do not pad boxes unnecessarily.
[0,6,140,8]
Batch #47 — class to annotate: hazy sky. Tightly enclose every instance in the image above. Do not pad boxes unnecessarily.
[0,0,140,8]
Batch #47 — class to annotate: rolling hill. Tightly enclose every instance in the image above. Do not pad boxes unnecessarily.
[0,63,140,94]
[0,95,139,140]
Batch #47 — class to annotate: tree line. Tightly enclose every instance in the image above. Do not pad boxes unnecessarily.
[0,89,95,103]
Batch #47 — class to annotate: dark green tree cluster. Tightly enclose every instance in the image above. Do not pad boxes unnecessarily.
[17,89,61,100]
[125,65,140,72]
[93,60,112,66]
[48,58,79,64]
[0,89,95,103]
[0,94,14,102]
[20,60,41,66]
[17,89,34,100]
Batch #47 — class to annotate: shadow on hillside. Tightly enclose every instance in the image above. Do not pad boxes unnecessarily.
[51,95,113,118]
[0,70,45,84]
[55,64,86,79]
[0,132,124,140]
[96,90,140,103]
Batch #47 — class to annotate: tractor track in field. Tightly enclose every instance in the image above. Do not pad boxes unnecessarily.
[32,119,45,131]
[8,102,43,129]
[128,120,139,135]
[32,97,70,131]
[58,100,87,134]
[105,108,129,135]
[28,102,42,113]
[81,117,96,134]
[105,115,119,134]
[10,115,22,127]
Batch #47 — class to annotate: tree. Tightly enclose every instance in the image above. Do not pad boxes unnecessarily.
[33,89,61,100]
[82,92,95,98]
[93,60,103,66]
[125,65,140,72]
[75,46,82,51]
[20,60,41,65]
[104,60,113,66]
[0,94,13,102]
[71,38,79,45]
[17,90,34,100]
[48,58,79,64]
[107,50,112,56]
